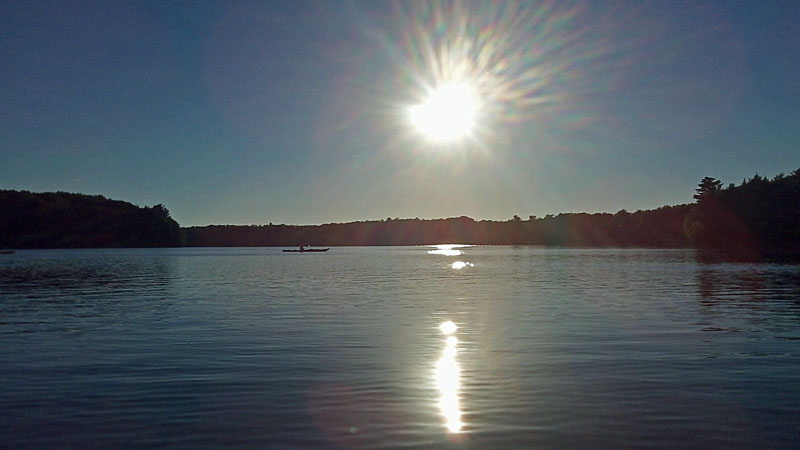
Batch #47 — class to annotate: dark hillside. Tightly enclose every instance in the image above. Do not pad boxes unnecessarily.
[0,190,181,248]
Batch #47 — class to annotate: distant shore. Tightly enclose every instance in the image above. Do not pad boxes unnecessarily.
[2,169,798,259]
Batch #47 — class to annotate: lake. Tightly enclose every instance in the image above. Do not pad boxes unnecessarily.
[1,247,799,449]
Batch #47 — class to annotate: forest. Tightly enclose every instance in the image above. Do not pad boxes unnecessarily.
[183,169,800,258]
[2,168,798,257]
[182,206,691,248]
[0,190,181,248]
[684,169,800,259]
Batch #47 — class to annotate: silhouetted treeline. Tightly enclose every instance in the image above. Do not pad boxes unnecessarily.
[684,169,800,259]
[5,168,798,253]
[0,190,181,248]
[183,204,693,248]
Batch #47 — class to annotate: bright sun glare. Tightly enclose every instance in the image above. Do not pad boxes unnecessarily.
[409,82,479,142]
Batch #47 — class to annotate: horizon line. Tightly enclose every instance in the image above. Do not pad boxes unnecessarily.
[183,204,692,228]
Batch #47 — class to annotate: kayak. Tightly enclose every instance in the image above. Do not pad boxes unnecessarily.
[282,248,329,253]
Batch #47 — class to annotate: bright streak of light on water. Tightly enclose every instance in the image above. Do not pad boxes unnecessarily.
[436,320,462,432]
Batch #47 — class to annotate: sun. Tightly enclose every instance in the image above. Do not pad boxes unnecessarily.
[409,82,479,142]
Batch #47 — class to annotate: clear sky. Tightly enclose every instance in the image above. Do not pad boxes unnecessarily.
[2,1,798,226]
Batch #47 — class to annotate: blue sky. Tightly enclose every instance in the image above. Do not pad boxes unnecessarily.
[2,1,798,226]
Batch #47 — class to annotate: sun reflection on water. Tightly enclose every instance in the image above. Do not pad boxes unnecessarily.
[451,261,474,270]
[427,244,471,256]
[440,320,458,335]
[436,320,462,433]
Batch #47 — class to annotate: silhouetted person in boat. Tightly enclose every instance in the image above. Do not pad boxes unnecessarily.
[299,245,305,252]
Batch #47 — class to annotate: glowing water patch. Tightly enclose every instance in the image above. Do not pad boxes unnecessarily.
[428,244,471,256]
[436,321,462,432]
[440,320,457,335]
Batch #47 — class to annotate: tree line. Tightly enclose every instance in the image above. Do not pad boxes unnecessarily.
[0,190,181,248]
[684,169,800,259]
[183,205,691,248]
[2,168,798,257]
[183,168,799,258]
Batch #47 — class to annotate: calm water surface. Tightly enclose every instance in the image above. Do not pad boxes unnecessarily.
[1,247,799,449]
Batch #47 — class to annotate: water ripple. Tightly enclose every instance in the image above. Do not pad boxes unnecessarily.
[1,247,798,448]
